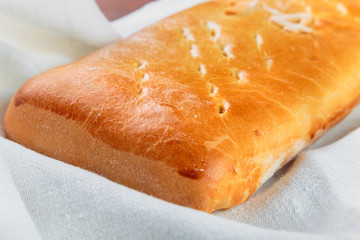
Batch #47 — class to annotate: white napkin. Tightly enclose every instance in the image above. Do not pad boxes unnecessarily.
[0,0,359,239]
[0,150,41,240]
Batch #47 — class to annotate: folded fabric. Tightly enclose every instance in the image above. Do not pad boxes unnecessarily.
[0,151,41,240]
[0,0,118,48]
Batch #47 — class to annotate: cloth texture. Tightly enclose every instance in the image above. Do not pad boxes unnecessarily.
[0,0,359,239]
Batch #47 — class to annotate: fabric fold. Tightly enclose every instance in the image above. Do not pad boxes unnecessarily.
[0,0,119,48]
[0,156,41,240]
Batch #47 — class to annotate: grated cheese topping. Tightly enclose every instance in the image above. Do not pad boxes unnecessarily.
[336,3,348,15]
[263,3,314,33]
[270,12,313,33]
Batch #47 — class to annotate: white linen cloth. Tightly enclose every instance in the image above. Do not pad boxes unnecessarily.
[0,0,359,239]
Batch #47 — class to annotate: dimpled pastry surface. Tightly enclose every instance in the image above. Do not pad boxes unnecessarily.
[4,0,360,212]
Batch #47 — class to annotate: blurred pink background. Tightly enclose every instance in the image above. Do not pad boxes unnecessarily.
[96,0,153,20]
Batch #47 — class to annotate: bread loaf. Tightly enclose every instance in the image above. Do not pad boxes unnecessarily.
[4,0,360,212]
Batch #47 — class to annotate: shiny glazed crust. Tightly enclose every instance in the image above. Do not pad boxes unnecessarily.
[4,0,360,212]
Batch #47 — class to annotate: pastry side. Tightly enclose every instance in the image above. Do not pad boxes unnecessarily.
[4,0,360,212]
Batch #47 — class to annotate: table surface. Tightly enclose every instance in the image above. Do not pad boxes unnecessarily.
[96,0,153,21]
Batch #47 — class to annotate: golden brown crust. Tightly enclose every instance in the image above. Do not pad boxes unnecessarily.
[4,0,360,212]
